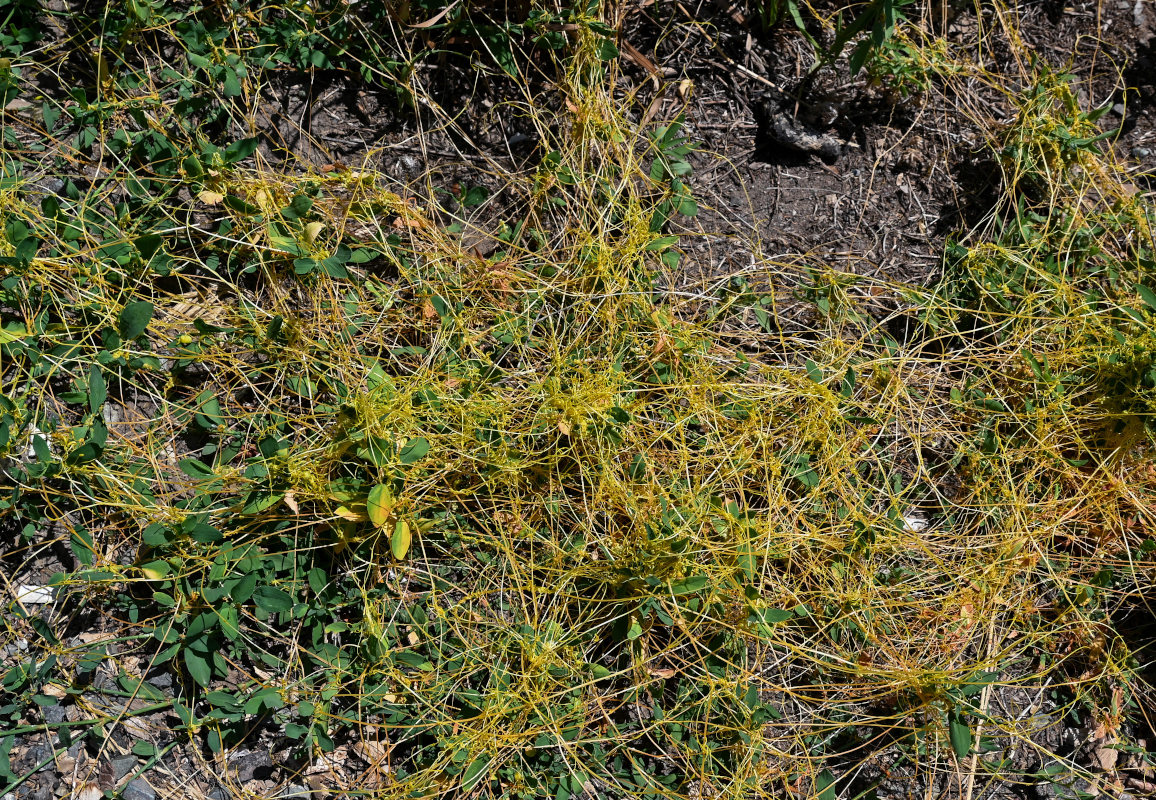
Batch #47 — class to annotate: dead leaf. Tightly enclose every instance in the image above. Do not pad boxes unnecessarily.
[1091,739,1118,771]
[73,782,101,800]
[198,189,225,205]
[284,491,299,514]
[352,739,392,768]
[409,0,461,27]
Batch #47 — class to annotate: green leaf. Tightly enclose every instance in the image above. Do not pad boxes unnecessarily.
[0,324,27,344]
[178,458,215,479]
[367,484,392,528]
[253,585,293,613]
[184,648,212,687]
[805,359,823,383]
[399,437,429,464]
[119,301,154,340]
[1137,284,1156,313]
[461,757,489,790]
[949,711,972,758]
[218,604,240,640]
[626,617,643,640]
[222,70,242,97]
[596,38,619,61]
[644,235,680,251]
[132,741,157,757]
[220,137,257,164]
[240,490,282,515]
[186,523,222,544]
[194,390,223,429]
[668,575,708,595]
[87,366,106,416]
[391,519,412,560]
[119,675,165,702]
[71,527,95,566]
[815,769,836,800]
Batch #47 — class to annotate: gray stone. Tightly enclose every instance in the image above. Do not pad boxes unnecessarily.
[121,779,155,800]
[145,671,172,690]
[208,789,231,800]
[111,755,139,782]
[229,748,273,782]
[281,786,310,799]
[1133,147,1152,160]
[42,703,67,724]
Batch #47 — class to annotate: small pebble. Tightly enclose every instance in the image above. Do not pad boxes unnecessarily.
[282,786,311,799]
[1113,103,1127,116]
[1132,146,1151,159]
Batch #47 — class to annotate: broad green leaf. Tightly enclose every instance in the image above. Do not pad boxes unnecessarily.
[87,366,106,416]
[240,490,282,515]
[644,235,679,251]
[626,617,643,640]
[183,648,211,687]
[0,324,26,344]
[131,741,157,757]
[178,458,214,479]
[187,523,222,544]
[668,575,708,595]
[367,484,392,528]
[218,604,240,640]
[399,437,429,464]
[391,518,412,560]
[253,585,293,613]
[223,137,258,164]
[119,301,154,340]
[1138,284,1156,312]
[815,769,836,800]
[596,38,619,61]
[461,757,489,790]
[949,711,972,758]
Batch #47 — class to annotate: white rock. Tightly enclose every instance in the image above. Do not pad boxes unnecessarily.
[14,584,54,604]
[901,512,928,533]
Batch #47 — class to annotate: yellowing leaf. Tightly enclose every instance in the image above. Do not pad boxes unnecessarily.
[0,325,27,344]
[304,221,325,243]
[367,484,393,528]
[391,518,412,560]
[198,189,225,205]
[254,188,275,213]
[335,505,366,522]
